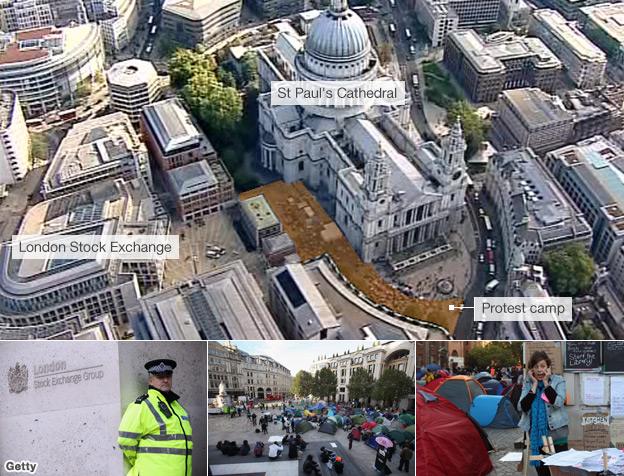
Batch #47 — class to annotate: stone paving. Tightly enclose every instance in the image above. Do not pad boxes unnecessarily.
[486,426,525,476]
[209,409,414,475]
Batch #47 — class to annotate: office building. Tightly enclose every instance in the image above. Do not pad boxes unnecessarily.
[166,159,235,222]
[248,0,304,20]
[0,178,167,338]
[563,88,623,143]
[162,0,242,48]
[491,88,574,155]
[499,0,532,30]
[448,0,500,28]
[484,148,592,272]
[107,59,163,124]
[413,0,459,47]
[310,341,415,408]
[208,341,292,400]
[240,194,282,249]
[0,24,105,117]
[0,91,30,185]
[531,9,606,88]
[85,0,139,52]
[0,0,54,32]
[141,98,216,171]
[138,260,285,340]
[444,30,561,103]
[42,112,152,198]
[581,3,624,70]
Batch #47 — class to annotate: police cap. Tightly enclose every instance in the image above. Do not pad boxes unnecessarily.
[144,359,177,375]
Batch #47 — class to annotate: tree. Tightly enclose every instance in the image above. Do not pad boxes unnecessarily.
[347,368,375,406]
[291,370,315,397]
[372,368,414,407]
[571,322,604,340]
[217,67,237,88]
[465,342,518,371]
[75,80,91,99]
[30,133,48,162]
[168,49,216,87]
[377,43,393,65]
[314,368,337,401]
[240,51,259,86]
[543,243,595,297]
[447,101,488,158]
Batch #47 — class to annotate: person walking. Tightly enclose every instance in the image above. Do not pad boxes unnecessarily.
[252,413,257,427]
[290,417,295,434]
[261,420,268,435]
[347,429,354,450]
[398,444,413,473]
[118,359,192,476]
[519,350,568,476]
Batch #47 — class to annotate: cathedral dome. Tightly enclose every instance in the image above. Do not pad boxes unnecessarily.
[304,0,371,62]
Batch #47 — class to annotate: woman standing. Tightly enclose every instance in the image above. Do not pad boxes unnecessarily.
[518,351,569,476]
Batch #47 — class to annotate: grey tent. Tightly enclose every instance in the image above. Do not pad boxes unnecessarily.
[318,420,337,435]
[295,420,314,434]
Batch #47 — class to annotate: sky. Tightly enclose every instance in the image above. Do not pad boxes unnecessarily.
[219,340,391,375]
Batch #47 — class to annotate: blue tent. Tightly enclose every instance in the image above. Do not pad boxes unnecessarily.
[364,434,380,450]
[469,395,519,429]
[328,409,335,417]
[482,379,504,396]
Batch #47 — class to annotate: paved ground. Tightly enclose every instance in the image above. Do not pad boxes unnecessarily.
[486,427,525,476]
[209,410,413,475]
[0,166,47,242]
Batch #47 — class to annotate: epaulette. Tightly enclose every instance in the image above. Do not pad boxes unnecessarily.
[134,394,148,404]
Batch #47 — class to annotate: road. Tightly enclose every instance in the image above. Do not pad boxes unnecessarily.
[139,0,166,59]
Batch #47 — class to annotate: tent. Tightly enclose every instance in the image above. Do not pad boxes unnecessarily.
[390,419,405,430]
[482,379,503,396]
[475,372,492,382]
[361,421,377,430]
[351,415,366,425]
[425,376,487,413]
[417,389,493,476]
[404,424,414,434]
[328,409,336,417]
[399,414,415,426]
[469,395,520,429]
[303,410,316,417]
[372,425,390,435]
[388,429,409,444]
[295,420,314,434]
[293,410,303,417]
[318,420,337,435]
[364,433,380,450]
[503,383,523,410]
[328,416,343,427]
[375,417,384,424]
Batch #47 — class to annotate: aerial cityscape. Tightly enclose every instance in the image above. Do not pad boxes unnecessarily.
[0,0,623,342]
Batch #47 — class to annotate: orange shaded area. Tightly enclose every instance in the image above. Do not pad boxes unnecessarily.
[16,27,55,41]
[0,44,47,65]
[241,181,461,333]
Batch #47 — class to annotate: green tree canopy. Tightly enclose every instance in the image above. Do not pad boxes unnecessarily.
[169,49,216,87]
[465,342,519,371]
[372,368,414,406]
[291,370,315,397]
[447,100,488,158]
[347,368,375,405]
[314,367,337,401]
[571,322,604,340]
[240,51,259,86]
[543,243,595,297]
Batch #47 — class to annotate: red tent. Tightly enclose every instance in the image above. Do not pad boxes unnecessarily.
[417,389,493,476]
[424,375,487,413]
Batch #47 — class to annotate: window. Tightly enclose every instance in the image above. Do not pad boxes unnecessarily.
[298,161,304,171]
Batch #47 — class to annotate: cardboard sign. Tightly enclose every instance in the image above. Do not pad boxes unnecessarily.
[524,342,563,375]
[582,412,610,451]
[611,418,624,449]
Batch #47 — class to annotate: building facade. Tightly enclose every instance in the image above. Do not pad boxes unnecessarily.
[85,0,139,52]
[258,0,468,264]
[107,59,163,124]
[581,3,624,70]
[413,0,459,48]
[309,341,415,409]
[448,0,500,28]
[248,0,304,20]
[208,341,292,400]
[0,91,30,185]
[0,24,105,118]
[42,111,152,198]
[531,9,606,88]
[162,0,242,49]
[484,148,592,272]
[240,194,282,249]
[444,30,562,103]
[0,0,54,32]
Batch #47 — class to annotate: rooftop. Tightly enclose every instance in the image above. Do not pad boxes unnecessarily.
[501,88,572,127]
[449,30,561,74]
[581,3,624,44]
[240,194,280,230]
[163,0,240,22]
[0,90,17,130]
[533,9,606,62]
[107,59,159,88]
[139,260,284,340]
[167,160,218,196]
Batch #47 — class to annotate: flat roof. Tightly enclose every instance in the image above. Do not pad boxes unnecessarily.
[107,59,158,88]
[582,3,624,44]
[163,0,240,22]
[502,88,572,126]
[167,160,217,196]
[241,194,280,230]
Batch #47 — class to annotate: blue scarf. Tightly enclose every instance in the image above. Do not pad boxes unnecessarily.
[530,382,549,467]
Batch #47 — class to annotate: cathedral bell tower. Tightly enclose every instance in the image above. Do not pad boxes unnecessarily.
[364,142,390,202]
[438,117,466,186]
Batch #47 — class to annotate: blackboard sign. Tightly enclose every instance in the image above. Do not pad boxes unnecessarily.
[565,342,601,371]
[603,341,624,373]
[374,447,388,472]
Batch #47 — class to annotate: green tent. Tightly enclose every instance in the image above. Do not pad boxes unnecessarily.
[404,424,415,434]
[351,415,366,425]
[294,410,303,417]
[399,414,415,426]
[295,420,314,433]
[328,415,343,427]
[372,425,390,435]
[388,430,411,444]
[375,417,384,424]
[353,409,363,415]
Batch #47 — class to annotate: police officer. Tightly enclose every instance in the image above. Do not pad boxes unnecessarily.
[118,359,193,476]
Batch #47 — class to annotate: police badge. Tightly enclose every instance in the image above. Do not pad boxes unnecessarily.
[8,362,28,393]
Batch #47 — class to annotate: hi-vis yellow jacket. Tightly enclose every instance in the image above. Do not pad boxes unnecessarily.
[118,388,193,476]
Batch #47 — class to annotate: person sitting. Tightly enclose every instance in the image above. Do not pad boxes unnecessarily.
[253,441,264,458]
[282,434,289,445]
[333,456,345,474]
[226,441,240,456]
[320,446,335,463]
[218,440,231,455]
[288,439,299,459]
[268,442,283,460]
[239,440,250,456]
[303,455,321,475]
[295,434,307,451]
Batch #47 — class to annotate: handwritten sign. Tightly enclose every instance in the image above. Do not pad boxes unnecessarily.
[611,418,624,449]
[582,412,610,451]
[612,376,624,418]
[565,342,601,371]
[582,374,607,406]
[604,342,624,373]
